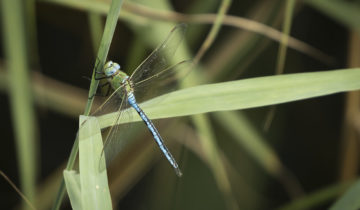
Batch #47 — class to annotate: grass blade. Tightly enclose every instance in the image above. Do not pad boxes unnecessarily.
[52,0,124,209]
[64,117,112,210]
[98,68,360,127]
[0,0,37,208]
[330,179,360,210]
[63,171,81,210]
[78,116,112,210]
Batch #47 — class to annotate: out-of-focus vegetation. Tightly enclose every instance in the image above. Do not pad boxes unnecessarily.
[1,0,360,209]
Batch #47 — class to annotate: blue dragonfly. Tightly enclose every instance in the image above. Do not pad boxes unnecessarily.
[93,24,190,177]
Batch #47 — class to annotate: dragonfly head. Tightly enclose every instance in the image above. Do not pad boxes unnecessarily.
[103,61,121,77]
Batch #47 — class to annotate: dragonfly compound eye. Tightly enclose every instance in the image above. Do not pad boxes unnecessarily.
[103,61,121,76]
[104,61,113,68]
[113,62,121,70]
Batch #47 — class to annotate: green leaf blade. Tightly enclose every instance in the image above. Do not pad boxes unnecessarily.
[78,116,112,210]
[98,68,360,129]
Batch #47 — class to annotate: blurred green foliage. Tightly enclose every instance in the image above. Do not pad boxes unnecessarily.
[1,0,360,210]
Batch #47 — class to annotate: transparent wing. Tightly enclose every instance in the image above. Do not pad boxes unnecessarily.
[91,85,126,117]
[133,60,193,103]
[99,98,131,171]
[91,86,132,171]
[130,23,187,85]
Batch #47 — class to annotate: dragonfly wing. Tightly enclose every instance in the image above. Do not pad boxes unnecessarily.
[90,86,131,171]
[133,60,193,103]
[92,85,126,116]
[130,23,187,85]
[99,97,130,171]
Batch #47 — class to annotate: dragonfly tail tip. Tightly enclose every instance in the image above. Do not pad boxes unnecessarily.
[175,168,183,177]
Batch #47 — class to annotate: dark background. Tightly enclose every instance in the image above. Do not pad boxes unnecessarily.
[0,1,356,209]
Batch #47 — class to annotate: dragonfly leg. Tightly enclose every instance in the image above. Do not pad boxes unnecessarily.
[99,82,110,88]
[103,83,112,96]
[88,82,111,99]
[82,76,92,81]
[88,92,97,100]
[95,74,111,80]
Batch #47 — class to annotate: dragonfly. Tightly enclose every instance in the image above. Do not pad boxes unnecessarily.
[93,24,190,177]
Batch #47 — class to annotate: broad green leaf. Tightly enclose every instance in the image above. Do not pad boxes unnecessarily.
[98,68,360,129]
[64,117,112,210]
[77,116,112,210]
[330,179,360,210]
[63,171,82,210]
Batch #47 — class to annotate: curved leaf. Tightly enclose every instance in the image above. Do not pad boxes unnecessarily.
[98,68,360,129]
